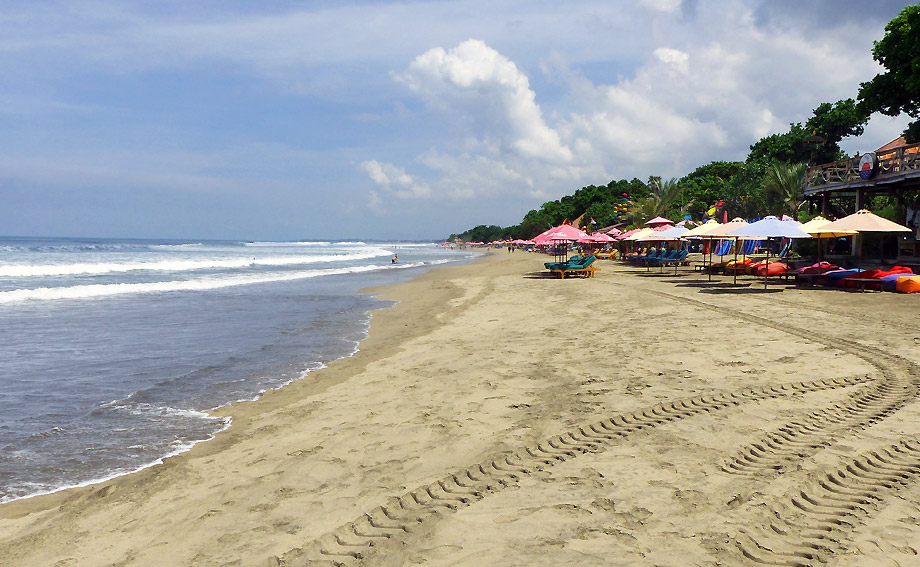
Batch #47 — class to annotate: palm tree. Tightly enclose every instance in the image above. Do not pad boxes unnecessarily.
[634,176,687,224]
[763,162,807,218]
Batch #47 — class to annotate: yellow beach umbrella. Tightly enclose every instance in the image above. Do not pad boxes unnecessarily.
[800,215,857,238]
[820,209,911,233]
[819,209,910,268]
[681,219,721,238]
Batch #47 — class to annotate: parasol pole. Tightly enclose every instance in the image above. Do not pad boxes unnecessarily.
[764,239,770,290]
[733,237,739,285]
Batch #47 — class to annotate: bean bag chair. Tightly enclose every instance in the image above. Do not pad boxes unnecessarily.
[792,261,839,275]
[750,262,789,276]
[819,269,862,287]
[896,275,920,293]
[877,266,913,278]
[881,273,913,292]
[725,257,754,274]
[841,266,914,289]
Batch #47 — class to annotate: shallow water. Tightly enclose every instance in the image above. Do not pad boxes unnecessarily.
[0,237,478,502]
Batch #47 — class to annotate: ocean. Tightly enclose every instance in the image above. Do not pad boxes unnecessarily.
[0,236,479,503]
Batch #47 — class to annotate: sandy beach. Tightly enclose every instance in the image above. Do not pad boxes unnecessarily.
[2,251,920,567]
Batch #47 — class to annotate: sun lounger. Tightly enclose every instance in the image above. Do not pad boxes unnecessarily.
[550,255,599,278]
[632,249,664,264]
[544,255,584,270]
[659,249,688,266]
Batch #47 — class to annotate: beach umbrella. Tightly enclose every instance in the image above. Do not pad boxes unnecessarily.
[624,227,658,241]
[819,209,911,233]
[681,220,722,279]
[645,216,673,226]
[706,218,754,284]
[681,219,721,238]
[643,225,690,273]
[590,232,615,243]
[728,216,812,289]
[532,223,588,245]
[682,218,748,281]
[615,228,643,240]
[645,225,689,241]
[727,216,811,240]
[819,209,910,268]
[534,224,588,261]
[800,216,857,260]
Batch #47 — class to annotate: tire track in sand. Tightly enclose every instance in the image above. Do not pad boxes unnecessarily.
[273,288,919,566]
[272,375,867,566]
[734,437,920,566]
[645,289,920,476]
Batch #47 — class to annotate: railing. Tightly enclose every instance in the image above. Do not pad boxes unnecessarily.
[805,142,920,192]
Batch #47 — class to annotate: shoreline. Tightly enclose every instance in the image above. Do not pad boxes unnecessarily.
[0,251,474,507]
[0,250,500,561]
[3,251,920,566]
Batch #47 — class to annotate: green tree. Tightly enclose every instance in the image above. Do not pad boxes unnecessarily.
[858,4,920,142]
[748,99,867,166]
[805,99,867,161]
[519,209,554,238]
[648,177,685,215]
[723,161,769,220]
[762,162,807,218]
[680,161,745,219]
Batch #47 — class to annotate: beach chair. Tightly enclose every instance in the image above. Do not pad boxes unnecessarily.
[551,255,599,278]
[777,238,792,258]
[740,239,760,256]
[544,255,583,270]
[660,249,688,266]
[714,240,733,256]
[635,249,663,264]
[646,249,678,266]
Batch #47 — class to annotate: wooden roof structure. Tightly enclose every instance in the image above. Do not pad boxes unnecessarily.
[804,137,920,197]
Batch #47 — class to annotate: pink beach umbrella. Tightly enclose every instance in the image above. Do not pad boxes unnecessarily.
[532,223,588,245]
[645,216,673,226]
[615,228,643,240]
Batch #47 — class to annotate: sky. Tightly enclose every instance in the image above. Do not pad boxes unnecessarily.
[0,0,914,241]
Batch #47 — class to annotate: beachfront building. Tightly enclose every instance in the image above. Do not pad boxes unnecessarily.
[805,137,920,261]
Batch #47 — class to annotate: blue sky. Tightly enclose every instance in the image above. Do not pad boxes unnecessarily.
[1,0,913,241]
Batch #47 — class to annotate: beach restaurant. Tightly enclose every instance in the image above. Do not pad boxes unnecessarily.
[805,137,920,263]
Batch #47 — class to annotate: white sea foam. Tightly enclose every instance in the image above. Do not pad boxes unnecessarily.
[0,415,232,504]
[0,260,441,304]
[243,240,369,247]
[0,248,394,278]
[150,243,204,249]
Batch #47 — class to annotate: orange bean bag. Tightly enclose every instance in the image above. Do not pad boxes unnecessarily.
[896,275,920,293]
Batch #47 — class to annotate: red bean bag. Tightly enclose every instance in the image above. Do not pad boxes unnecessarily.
[793,261,839,275]
[750,262,789,276]
[841,266,913,288]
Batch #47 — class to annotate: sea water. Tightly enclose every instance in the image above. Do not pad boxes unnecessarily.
[0,237,479,502]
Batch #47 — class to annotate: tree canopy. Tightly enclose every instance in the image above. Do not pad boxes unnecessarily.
[858,4,920,142]
[747,99,867,166]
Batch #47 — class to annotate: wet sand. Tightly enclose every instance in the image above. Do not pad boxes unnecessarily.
[2,251,919,566]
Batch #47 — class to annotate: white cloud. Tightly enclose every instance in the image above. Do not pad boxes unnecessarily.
[394,39,573,164]
[641,0,684,13]
[359,160,432,203]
